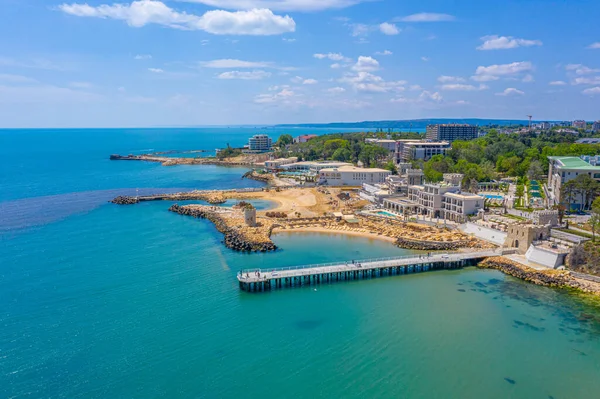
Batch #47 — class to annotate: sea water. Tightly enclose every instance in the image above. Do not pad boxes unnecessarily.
[1,128,600,399]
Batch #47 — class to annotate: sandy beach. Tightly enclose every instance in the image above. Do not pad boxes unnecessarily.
[272,226,397,243]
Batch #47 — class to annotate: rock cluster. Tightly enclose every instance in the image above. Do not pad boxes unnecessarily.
[265,211,288,219]
[169,204,277,252]
[111,196,139,205]
[242,170,273,183]
[479,257,600,295]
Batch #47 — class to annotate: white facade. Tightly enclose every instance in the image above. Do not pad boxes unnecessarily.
[442,192,484,222]
[319,166,391,186]
[547,156,600,207]
[281,161,351,172]
[264,157,298,170]
[294,134,318,143]
[365,139,397,153]
[593,121,600,132]
[402,141,450,162]
[246,134,272,153]
[572,120,587,129]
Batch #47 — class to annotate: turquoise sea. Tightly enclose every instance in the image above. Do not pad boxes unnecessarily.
[1,128,600,399]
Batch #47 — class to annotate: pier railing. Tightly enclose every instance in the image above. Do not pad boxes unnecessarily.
[238,249,497,275]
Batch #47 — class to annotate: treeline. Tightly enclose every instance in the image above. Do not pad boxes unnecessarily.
[274,132,423,171]
[421,130,600,184]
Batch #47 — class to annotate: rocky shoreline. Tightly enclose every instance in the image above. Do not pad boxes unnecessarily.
[169,204,277,252]
[110,154,258,167]
[242,170,273,183]
[478,257,600,297]
[110,191,246,205]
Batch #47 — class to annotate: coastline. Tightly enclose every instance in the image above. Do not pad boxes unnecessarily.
[272,226,397,243]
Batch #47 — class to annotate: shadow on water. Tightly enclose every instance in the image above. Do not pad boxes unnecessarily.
[462,273,600,339]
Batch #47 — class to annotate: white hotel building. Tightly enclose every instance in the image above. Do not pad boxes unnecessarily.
[319,166,391,186]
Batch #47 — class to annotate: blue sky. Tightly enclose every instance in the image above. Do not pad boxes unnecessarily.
[1,0,599,127]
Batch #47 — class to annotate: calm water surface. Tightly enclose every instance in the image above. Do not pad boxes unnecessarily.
[1,129,600,398]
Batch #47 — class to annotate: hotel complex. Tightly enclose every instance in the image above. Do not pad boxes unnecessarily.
[319,166,391,186]
[426,124,478,142]
[547,156,600,208]
[382,174,484,222]
[244,134,272,153]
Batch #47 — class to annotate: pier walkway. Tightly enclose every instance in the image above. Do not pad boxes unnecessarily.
[237,249,501,292]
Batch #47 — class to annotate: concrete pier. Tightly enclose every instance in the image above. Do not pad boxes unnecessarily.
[237,250,500,292]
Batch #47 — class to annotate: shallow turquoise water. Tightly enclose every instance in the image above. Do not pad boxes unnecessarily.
[1,129,600,398]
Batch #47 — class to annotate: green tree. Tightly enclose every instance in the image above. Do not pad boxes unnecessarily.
[276,134,294,147]
[590,197,600,241]
[331,147,352,162]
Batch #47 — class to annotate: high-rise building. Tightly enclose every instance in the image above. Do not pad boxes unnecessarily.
[572,120,587,129]
[593,121,600,132]
[425,124,478,142]
[245,134,272,153]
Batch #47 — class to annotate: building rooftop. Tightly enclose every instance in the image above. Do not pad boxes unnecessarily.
[404,141,450,146]
[548,156,600,170]
[444,192,483,200]
[321,166,390,173]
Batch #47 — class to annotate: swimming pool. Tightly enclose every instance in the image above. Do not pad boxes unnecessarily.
[484,194,504,200]
[377,211,398,217]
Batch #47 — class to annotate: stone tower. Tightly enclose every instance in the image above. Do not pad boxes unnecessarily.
[244,208,257,227]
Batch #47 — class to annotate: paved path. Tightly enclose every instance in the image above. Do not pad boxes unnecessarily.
[238,250,500,283]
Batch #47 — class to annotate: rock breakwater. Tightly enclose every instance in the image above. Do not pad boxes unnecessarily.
[479,257,600,296]
[169,204,277,252]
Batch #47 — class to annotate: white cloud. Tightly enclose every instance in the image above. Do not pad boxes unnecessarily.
[496,88,524,96]
[352,56,379,72]
[302,78,318,85]
[180,0,367,12]
[522,74,534,82]
[69,81,93,89]
[340,71,406,93]
[470,74,499,82]
[473,61,533,82]
[148,67,164,73]
[475,61,533,76]
[327,87,346,94]
[201,39,210,45]
[217,70,271,80]
[398,13,455,22]
[375,50,392,56]
[476,35,542,50]
[572,76,600,85]
[549,80,567,86]
[313,52,350,62]
[421,56,429,62]
[583,87,600,95]
[134,54,152,60]
[330,63,342,69]
[0,73,37,83]
[420,90,443,102]
[58,1,296,35]
[437,75,465,83]
[409,84,422,91]
[440,83,487,91]
[254,88,296,103]
[200,59,271,68]
[565,64,600,75]
[587,42,600,49]
[282,37,296,42]
[379,22,400,35]
[349,23,371,37]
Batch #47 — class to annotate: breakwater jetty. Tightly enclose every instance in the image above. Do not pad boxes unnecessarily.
[237,250,500,292]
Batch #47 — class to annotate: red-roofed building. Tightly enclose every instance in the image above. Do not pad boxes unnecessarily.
[294,134,318,143]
